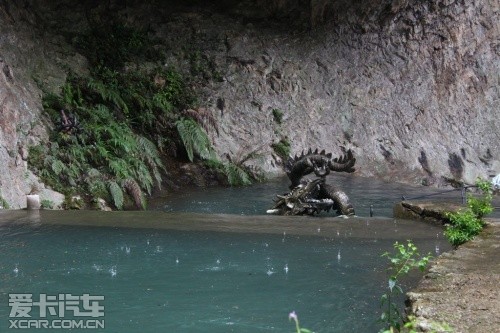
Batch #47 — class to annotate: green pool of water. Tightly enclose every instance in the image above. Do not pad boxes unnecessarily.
[151,174,493,217]
[0,211,449,332]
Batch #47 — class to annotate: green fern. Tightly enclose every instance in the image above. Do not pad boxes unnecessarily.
[152,92,174,114]
[175,118,215,162]
[223,163,252,186]
[108,181,124,210]
[61,81,84,107]
[135,135,164,189]
[87,77,129,115]
[87,179,108,200]
[50,159,66,176]
[108,159,131,180]
[29,21,203,210]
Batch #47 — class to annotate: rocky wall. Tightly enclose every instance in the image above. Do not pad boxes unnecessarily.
[173,0,499,185]
[0,0,498,207]
[0,1,83,208]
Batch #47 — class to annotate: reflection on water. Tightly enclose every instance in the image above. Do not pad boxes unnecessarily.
[151,174,495,217]
[0,211,450,333]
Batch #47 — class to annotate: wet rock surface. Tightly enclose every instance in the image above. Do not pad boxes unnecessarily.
[393,200,464,224]
[407,220,500,333]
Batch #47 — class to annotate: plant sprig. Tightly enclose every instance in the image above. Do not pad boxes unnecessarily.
[380,240,432,332]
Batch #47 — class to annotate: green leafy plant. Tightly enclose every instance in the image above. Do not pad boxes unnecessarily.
[380,240,432,333]
[445,178,493,246]
[402,315,453,333]
[28,20,222,209]
[272,138,291,160]
[40,199,54,210]
[467,179,493,218]
[272,108,284,124]
[29,18,258,209]
[176,118,215,162]
[222,162,252,186]
[0,195,9,209]
[203,158,253,186]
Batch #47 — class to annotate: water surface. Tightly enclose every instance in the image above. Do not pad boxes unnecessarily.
[0,211,449,333]
[150,174,491,217]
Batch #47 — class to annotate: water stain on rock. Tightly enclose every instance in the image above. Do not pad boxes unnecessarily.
[418,150,432,175]
[448,152,464,179]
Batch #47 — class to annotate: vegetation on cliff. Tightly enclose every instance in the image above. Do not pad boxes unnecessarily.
[28,21,256,209]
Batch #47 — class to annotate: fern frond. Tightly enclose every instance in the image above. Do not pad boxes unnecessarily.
[87,178,107,199]
[108,181,124,210]
[223,162,252,186]
[43,155,55,168]
[175,118,215,162]
[183,107,219,136]
[51,159,66,176]
[153,93,174,114]
[134,162,153,195]
[135,135,164,188]
[87,78,129,114]
[108,159,131,179]
[61,82,76,107]
[123,178,145,210]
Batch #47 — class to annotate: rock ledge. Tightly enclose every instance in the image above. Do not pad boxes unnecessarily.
[407,220,500,333]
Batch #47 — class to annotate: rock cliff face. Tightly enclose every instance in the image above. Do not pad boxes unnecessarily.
[0,0,499,207]
[0,3,47,208]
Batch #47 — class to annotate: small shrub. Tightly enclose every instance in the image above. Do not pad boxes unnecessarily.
[41,199,54,209]
[445,210,483,246]
[445,178,493,246]
[467,179,493,218]
[272,138,291,160]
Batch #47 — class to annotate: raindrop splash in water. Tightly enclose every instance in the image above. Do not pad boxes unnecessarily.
[109,266,117,277]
